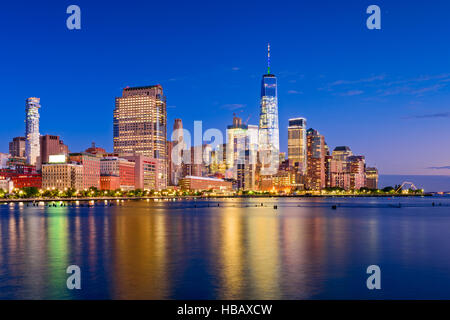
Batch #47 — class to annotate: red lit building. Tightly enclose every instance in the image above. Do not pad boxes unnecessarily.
[69,153,101,189]
[0,168,42,189]
[85,142,106,156]
[100,175,120,191]
[100,157,135,190]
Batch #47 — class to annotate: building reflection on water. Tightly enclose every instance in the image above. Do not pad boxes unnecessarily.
[1,197,450,299]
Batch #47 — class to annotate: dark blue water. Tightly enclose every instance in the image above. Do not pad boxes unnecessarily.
[1,197,450,300]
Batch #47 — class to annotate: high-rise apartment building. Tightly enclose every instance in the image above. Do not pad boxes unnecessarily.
[113,85,167,188]
[306,128,326,190]
[349,155,366,190]
[365,167,379,189]
[288,117,307,175]
[258,44,279,175]
[330,146,353,190]
[25,98,41,165]
[9,137,26,158]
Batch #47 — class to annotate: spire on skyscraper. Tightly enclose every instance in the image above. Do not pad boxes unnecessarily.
[267,43,271,74]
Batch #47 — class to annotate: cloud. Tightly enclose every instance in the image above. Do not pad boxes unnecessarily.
[327,73,450,98]
[340,90,364,96]
[379,74,450,97]
[330,75,386,87]
[427,166,450,170]
[221,103,246,111]
[167,105,176,109]
[287,90,303,94]
[403,112,450,119]
[231,67,240,71]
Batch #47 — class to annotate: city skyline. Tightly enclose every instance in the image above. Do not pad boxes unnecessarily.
[1,1,449,176]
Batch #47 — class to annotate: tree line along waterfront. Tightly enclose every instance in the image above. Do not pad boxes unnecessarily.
[0,186,427,202]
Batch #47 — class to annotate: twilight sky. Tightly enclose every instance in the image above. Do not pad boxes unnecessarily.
[0,0,449,175]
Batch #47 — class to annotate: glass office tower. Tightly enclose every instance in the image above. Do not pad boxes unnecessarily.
[113,85,167,188]
[288,117,307,174]
[258,48,280,175]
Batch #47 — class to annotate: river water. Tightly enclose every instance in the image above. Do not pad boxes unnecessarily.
[1,197,450,299]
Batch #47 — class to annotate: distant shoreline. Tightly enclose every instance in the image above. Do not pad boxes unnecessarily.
[0,193,434,203]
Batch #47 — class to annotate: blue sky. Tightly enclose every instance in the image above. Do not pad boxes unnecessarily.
[0,0,449,175]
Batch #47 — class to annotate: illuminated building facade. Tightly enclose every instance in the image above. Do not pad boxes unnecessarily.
[69,153,101,189]
[365,167,379,189]
[113,85,167,188]
[288,118,307,175]
[226,116,258,190]
[349,155,366,190]
[40,135,69,165]
[100,156,135,191]
[122,154,162,191]
[258,44,280,174]
[330,146,353,190]
[179,176,232,192]
[0,165,42,189]
[100,175,120,191]
[25,98,41,165]
[42,163,83,190]
[170,118,184,186]
[306,129,326,190]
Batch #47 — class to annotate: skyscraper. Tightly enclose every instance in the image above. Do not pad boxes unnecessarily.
[258,44,280,175]
[113,85,167,188]
[288,117,307,174]
[306,128,326,190]
[226,115,258,190]
[330,146,353,190]
[365,167,379,189]
[170,118,184,186]
[25,97,41,166]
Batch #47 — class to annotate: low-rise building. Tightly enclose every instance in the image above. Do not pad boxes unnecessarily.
[122,154,162,191]
[100,175,121,191]
[42,163,83,190]
[69,153,101,189]
[100,156,135,190]
[179,176,232,192]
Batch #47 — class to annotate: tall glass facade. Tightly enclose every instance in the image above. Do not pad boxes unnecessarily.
[288,117,307,174]
[25,97,41,166]
[258,74,279,174]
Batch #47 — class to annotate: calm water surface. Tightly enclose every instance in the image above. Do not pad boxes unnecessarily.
[1,197,450,299]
